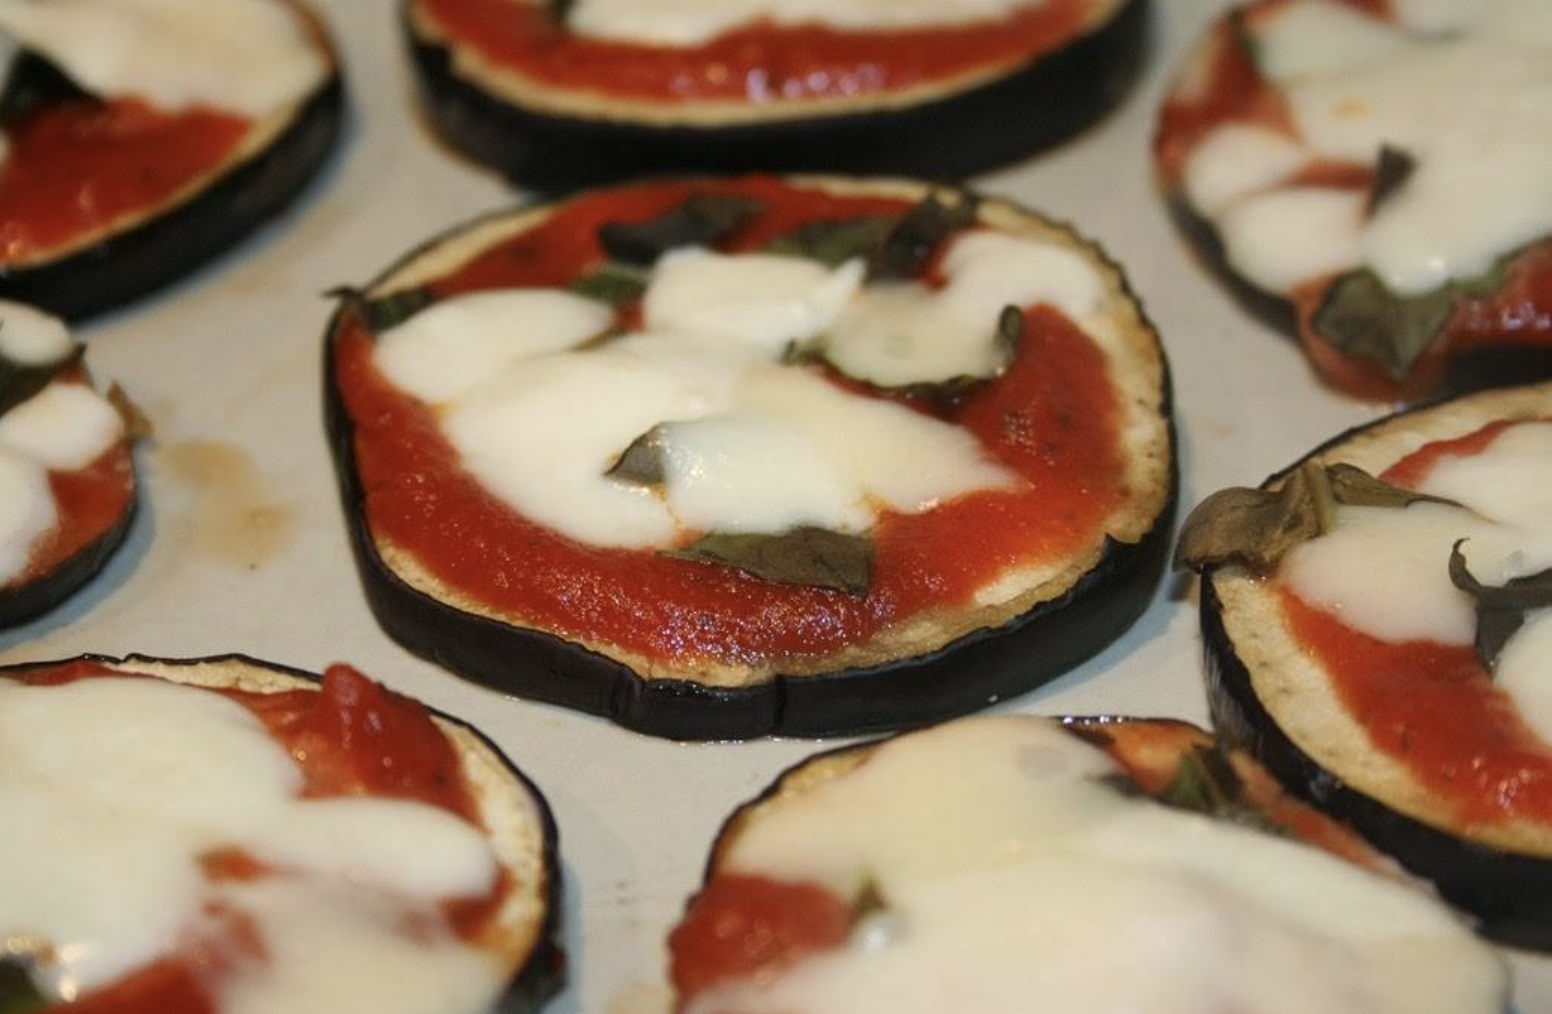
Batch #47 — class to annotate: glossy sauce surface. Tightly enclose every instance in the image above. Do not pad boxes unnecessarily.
[335,177,1128,667]
[419,0,1088,103]
[0,99,248,265]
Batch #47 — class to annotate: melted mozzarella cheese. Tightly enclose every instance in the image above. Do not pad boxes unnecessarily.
[0,300,72,366]
[701,717,1501,1014]
[0,447,54,585]
[1413,421,1552,530]
[1499,609,1552,743]
[0,0,327,117]
[0,382,124,471]
[559,0,1046,48]
[1185,0,1552,296]
[0,676,499,1010]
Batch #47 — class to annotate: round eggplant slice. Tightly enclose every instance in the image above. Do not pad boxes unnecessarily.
[669,715,1507,1014]
[403,0,1147,188]
[1154,1,1552,401]
[0,653,565,1014]
[0,305,138,630]
[324,175,1175,740]
[0,2,345,320]
[1181,380,1552,949]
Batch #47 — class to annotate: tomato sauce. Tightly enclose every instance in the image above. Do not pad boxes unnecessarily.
[335,177,1127,667]
[419,0,1087,103]
[0,99,249,265]
[1278,422,1552,825]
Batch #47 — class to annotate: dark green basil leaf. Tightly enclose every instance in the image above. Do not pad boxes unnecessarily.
[868,190,978,281]
[1369,145,1417,215]
[670,527,873,595]
[766,216,896,267]
[0,51,94,122]
[605,426,668,486]
[0,345,80,418]
[571,263,649,309]
[1448,541,1552,671]
[330,285,436,333]
[1311,270,1456,381]
[0,959,44,1014]
[598,194,764,267]
[1159,745,1279,834]
[1174,465,1322,572]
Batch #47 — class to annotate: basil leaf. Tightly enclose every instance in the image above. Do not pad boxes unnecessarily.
[1448,542,1552,671]
[1369,145,1417,215]
[1311,270,1456,381]
[605,426,668,486]
[0,345,80,418]
[571,263,648,309]
[670,527,873,595]
[546,0,574,24]
[1174,465,1321,572]
[598,194,764,267]
[330,285,435,333]
[852,879,888,921]
[1326,463,1461,512]
[0,51,94,122]
[1159,745,1280,834]
[0,959,44,1014]
[868,190,978,281]
[766,216,896,267]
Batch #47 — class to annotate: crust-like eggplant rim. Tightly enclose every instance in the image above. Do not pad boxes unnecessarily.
[0,4,346,321]
[402,0,1148,188]
[1200,380,1552,950]
[323,175,1176,741]
[0,476,136,631]
[0,651,566,1012]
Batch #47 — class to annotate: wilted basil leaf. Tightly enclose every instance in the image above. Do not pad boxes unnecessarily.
[1326,463,1460,512]
[331,285,435,333]
[0,958,44,1014]
[1448,541,1552,671]
[868,191,978,281]
[0,345,79,418]
[1369,145,1417,215]
[545,0,574,24]
[0,51,93,122]
[1159,744,1279,834]
[766,216,897,266]
[605,426,669,486]
[598,194,764,266]
[1174,465,1321,572]
[670,527,873,595]
[571,263,648,309]
[852,879,888,921]
[1311,270,1455,381]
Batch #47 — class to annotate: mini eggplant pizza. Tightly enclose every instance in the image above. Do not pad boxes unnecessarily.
[1156,0,1552,400]
[0,301,137,629]
[325,176,1175,740]
[0,654,563,1014]
[668,715,1507,1014]
[403,0,1147,187]
[0,0,342,319]
[1178,380,1552,947]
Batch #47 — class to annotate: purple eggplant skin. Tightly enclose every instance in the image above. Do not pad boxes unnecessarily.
[1196,395,1552,950]
[0,488,135,631]
[402,0,1149,192]
[320,237,1176,741]
[0,651,567,1013]
[0,74,344,321]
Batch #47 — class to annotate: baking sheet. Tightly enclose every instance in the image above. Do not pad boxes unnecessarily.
[2,0,1548,1010]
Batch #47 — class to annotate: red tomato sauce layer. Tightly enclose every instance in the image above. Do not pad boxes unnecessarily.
[1278,421,1552,826]
[419,0,1088,103]
[0,98,248,265]
[18,660,504,1014]
[336,176,1128,667]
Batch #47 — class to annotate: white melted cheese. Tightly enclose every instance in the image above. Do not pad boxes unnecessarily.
[555,0,1047,48]
[0,676,499,1010]
[698,717,1501,1014]
[377,232,1063,550]
[0,0,327,117]
[0,447,55,585]
[1187,0,1552,296]
[0,382,123,471]
[0,300,72,366]
[1181,124,1308,217]
[1500,608,1552,744]
[1216,187,1366,296]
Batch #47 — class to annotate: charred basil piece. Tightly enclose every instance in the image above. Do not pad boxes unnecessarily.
[0,344,80,418]
[599,195,764,267]
[0,959,44,1014]
[1448,542,1552,672]
[0,51,95,122]
[766,216,896,267]
[1368,145,1417,215]
[851,879,888,921]
[545,0,574,25]
[670,527,873,596]
[331,285,436,333]
[571,263,648,309]
[868,191,978,281]
[1159,744,1279,834]
[605,426,669,486]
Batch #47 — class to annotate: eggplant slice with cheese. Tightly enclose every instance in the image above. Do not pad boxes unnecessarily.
[669,715,1507,1014]
[0,653,564,1014]
[404,0,1147,188]
[325,175,1175,739]
[0,0,344,319]
[0,301,138,629]
[1154,0,1552,400]
[1178,380,1552,949]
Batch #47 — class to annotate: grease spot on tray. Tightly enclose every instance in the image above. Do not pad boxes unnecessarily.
[607,982,672,1014]
[157,440,297,570]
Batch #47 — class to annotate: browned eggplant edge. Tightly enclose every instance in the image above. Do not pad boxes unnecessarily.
[320,194,1176,742]
[402,0,1149,190]
[0,651,567,1012]
[1198,399,1552,951]
[0,468,136,632]
[0,72,345,321]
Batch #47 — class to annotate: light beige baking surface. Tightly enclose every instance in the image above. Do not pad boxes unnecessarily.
[1,1,1547,1010]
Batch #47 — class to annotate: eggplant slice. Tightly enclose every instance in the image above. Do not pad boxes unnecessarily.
[324,176,1176,740]
[0,6,345,320]
[1190,381,1552,949]
[0,652,565,1013]
[403,0,1148,189]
